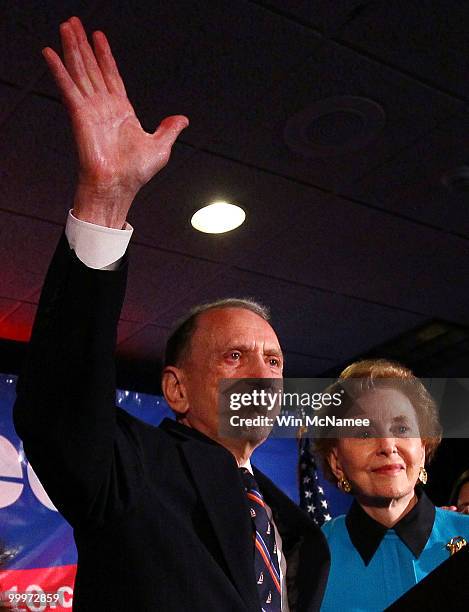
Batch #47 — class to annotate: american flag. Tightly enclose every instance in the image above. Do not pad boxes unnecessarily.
[298,436,332,526]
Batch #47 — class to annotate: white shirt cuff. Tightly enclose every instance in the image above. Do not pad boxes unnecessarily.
[65,210,133,270]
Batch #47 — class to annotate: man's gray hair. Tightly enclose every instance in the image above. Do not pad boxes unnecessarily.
[164,298,270,367]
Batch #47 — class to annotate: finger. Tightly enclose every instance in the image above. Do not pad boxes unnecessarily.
[152,115,189,150]
[68,16,107,93]
[60,20,94,96]
[92,30,127,96]
[42,46,83,109]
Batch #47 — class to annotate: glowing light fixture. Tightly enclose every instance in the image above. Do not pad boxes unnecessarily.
[191,201,246,234]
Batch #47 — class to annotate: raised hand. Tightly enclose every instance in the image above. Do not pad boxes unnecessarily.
[43,16,189,228]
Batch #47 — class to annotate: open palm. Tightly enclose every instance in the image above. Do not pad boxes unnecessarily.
[43,16,188,224]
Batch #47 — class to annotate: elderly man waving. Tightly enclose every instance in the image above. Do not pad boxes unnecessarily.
[14,17,329,612]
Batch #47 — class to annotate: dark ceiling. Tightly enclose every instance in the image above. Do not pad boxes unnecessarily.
[1,0,469,387]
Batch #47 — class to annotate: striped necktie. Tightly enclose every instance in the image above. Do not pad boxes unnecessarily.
[239,468,282,611]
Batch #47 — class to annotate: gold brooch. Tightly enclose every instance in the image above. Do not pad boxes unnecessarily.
[446,536,467,556]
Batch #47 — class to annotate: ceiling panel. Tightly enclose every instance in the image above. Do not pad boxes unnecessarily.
[206,39,463,192]
[209,38,462,190]
[121,242,223,323]
[0,94,76,222]
[340,0,469,98]
[345,111,469,237]
[282,351,336,377]
[117,319,145,345]
[240,194,469,322]
[260,1,374,32]
[153,267,426,360]
[0,297,20,321]
[0,83,24,124]
[116,323,169,362]
[0,211,62,301]
[32,0,322,147]
[0,0,91,87]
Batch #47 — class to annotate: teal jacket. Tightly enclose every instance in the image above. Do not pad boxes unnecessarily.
[321,491,469,611]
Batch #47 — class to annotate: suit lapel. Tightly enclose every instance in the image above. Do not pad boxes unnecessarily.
[158,420,329,611]
[181,440,260,611]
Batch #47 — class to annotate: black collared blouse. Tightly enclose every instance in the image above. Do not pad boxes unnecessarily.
[320,489,469,611]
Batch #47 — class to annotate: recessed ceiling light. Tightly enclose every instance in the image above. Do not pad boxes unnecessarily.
[190,201,246,234]
[441,166,469,192]
[283,95,386,158]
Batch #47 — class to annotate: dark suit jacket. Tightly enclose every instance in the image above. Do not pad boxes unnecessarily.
[14,234,330,611]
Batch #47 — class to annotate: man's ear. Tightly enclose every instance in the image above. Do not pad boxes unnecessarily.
[162,366,189,417]
[328,447,344,481]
